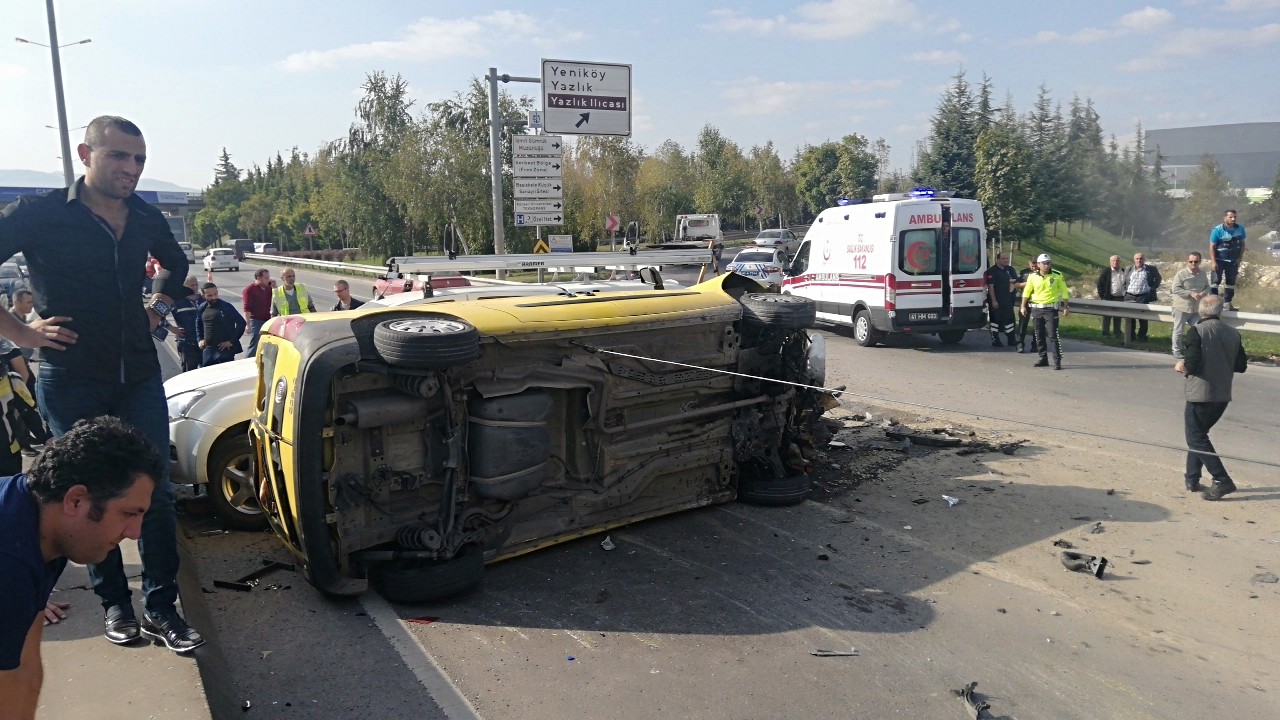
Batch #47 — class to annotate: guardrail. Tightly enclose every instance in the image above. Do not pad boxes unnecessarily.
[1069,298,1280,337]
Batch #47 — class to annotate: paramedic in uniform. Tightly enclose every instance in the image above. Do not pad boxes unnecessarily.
[984,253,1018,347]
[1021,253,1070,370]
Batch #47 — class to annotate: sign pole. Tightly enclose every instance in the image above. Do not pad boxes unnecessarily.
[486,68,506,278]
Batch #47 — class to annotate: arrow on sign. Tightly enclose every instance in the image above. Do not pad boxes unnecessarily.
[575,113,590,128]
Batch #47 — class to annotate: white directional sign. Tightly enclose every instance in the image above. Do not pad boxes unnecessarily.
[512,135,563,156]
[513,157,564,178]
[514,178,564,199]
[541,58,632,137]
[515,212,564,227]
[514,199,565,213]
[548,234,573,253]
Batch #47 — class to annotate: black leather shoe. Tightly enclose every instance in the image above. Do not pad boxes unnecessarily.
[1006,335,1017,348]
[1033,358,1049,367]
[104,605,141,646]
[1185,478,1201,492]
[1201,481,1237,501]
[141,612,206,654]
[991,336,1002,347]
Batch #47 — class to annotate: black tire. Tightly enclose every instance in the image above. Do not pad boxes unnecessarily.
[853,309,882,347]
[373,315,481,369]
[740,293,816,329]
[373,545,485,604]
[738,471,812,507]
[938,330,966,345]
[205,429,268,531]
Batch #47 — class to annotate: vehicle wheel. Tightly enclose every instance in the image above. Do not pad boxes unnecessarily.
[740,293,816,329]
[853,309,882,347]
[938,330,966,345]
[205,430,268,531]
[373,316,481,369]
[232,266,239,272]
[738,471,811,507]
[373,545,485,604]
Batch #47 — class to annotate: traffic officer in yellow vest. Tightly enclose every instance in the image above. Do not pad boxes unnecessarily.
[271,267,317,317]
[1020,253,1071,370]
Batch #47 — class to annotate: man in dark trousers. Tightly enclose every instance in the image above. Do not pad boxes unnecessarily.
[331,279,365,311]
[1095,255,1125,337]
[241,268,273,359]
[1121,252,1161,341]
[0,115,202,653]
[1014,258,1038,354]
[1021,253,1071,369]
[0,417,163,717]
[1208,209,1246,310]
[984,252,1018,347]
[196,283,246,367]
[169,276,203,372]
[1174,295,1247,500]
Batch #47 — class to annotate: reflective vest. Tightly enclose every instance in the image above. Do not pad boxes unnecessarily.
[271,284,312,315]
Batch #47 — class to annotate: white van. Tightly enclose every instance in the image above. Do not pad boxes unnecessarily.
[781,190,987,346]
[254,242,279,254]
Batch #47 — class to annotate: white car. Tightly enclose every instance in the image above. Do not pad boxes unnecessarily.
[165,276,680,530]
[203,247,239,272]
[753,229,799,255]
[178,241,195,263]
[726,247,788,287]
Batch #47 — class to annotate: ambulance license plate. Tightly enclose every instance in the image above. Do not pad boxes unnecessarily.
[908,312,938,321]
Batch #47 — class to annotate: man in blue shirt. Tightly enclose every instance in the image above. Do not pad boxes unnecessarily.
[0,417,163,718]
[169,276,203,372]
[1208,209,1246,310]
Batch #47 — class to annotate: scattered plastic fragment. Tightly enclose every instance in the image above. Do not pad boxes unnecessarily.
[996,608,1007,614]
[810,648,858,657]
[817,554,830,561]
[942,495,960,507]
[260,651,272,659]
[903,526,912,531]
[1052,539,1074,549]
[600,536,616,551]
[828,440,849,449]
[406,616,439,625]
[1106,488,1115,495]
[1090,522,1105,534]
[1252,572,1279,584]
[912,498,929,505]
[214,560,296,593]
[953,681,991,719]
[242,700,251,713]
[1131,559,1152,565]
[1060,551,1108,578]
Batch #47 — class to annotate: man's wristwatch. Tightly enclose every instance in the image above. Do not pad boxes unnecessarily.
[147,298,171,317]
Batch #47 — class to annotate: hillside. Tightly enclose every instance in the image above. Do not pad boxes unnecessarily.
[993,223,1137,280]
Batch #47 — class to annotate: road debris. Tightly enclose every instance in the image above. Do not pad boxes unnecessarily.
[1061,551,1109,578]
[942,495,960,507]
[600,536,616,551]
[953,681,991,719]
[828,440,849,449]
[406,616,439,625]
[595,589,611,604]
[213,560,296,592]
[912,497,930,505]
[1052,539,1075,549]
[1090,521,1105,534]
[810,648,858,657]
[1252,572,1279,584]
[886,429,961,447]
[1131,559,1152,565]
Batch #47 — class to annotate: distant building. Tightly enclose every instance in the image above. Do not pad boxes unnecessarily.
[1145,122,1280,189]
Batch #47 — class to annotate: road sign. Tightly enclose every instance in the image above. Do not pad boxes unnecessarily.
[514,199,564,213]
[541,58,632,137]
[532,239,551,254]
[514,178,563,199]
[512,135,564,156]
[528,110,543,130]
[548,234,573,253]
[303,223,318,237]
[605,214,620,232]
[515,212,564,227]
[513,157,564,178]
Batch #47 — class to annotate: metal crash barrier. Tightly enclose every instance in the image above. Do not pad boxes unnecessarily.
[1069,298,1280,345]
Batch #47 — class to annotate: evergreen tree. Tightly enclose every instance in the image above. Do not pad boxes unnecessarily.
[976,108,1036,252]
[213,148,239,185]
[919,70,978,198]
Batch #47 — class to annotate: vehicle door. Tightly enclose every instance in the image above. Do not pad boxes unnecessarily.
[949,223,985,315]
[894,221,947,325]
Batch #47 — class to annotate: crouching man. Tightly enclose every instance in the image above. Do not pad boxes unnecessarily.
[0,417,164,719]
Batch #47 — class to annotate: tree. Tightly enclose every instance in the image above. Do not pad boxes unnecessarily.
[1172,155,1244,245]
[213,148,240,185]
[634,141,694,241]
[919,70,978,198]
[792,143,841,217]
[747,141,795,229]
[691,125,750,224]
[1024,86,1068,238]
[976,113,1036,251]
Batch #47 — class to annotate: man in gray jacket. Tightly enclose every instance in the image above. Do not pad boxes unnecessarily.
[1174,295,1247,499]
[1169,252,1210,359]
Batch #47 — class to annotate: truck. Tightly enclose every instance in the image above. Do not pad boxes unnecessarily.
[649,213,723,250]
[230,239,255,261]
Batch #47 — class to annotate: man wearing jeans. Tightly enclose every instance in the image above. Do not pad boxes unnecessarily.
[241,268,273,359]
[1208,209,1246,310]
[0,115,202,653]
[1174,295,1247,500]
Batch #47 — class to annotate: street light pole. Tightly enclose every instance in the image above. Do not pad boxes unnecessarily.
[45,0,75,186]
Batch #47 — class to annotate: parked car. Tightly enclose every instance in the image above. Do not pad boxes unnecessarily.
[1269,240,1280,260]
[753,229,799,254]
[726,247,788,287]
[177,241,195,263]
[165,278,688,531]
[249,273,825,602]
[203,248,239,272]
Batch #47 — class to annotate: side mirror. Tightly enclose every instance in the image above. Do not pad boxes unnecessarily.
[638,267,664,290]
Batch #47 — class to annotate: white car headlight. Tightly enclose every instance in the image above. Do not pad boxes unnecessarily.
[167,390,205,421]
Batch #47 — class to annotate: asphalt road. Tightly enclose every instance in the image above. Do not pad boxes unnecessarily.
[174,301,1279,720]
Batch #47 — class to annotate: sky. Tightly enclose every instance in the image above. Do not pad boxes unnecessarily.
[3,0,1278,191]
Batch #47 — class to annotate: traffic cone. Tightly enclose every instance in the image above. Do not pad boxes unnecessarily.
[207,267,213,282]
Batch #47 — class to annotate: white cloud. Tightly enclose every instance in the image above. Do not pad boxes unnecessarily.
[1161,22,1280,55]
[280,12,556,72]
[907,50,965,64]
[0,62,29,80]
[705,0,918,40]
[956,32,973,43]
[1116,56,1172,73]
[1031,6,1176,44]
[721,76,901,117]
[1219,0,1280,11]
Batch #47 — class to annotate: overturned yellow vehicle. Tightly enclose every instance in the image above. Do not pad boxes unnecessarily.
[251,274,827,602]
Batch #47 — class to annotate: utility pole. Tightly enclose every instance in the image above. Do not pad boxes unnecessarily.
[486,68,539,278]
[46,0,75,186]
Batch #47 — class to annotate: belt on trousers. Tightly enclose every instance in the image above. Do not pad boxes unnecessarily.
[1029,303,1058,309]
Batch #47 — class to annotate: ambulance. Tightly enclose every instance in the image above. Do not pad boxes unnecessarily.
[781,189,987,346]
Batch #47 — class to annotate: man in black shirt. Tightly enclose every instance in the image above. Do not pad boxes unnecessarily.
[195,283,245,367]
[984,252,1019,347]
[0,116,201,653]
